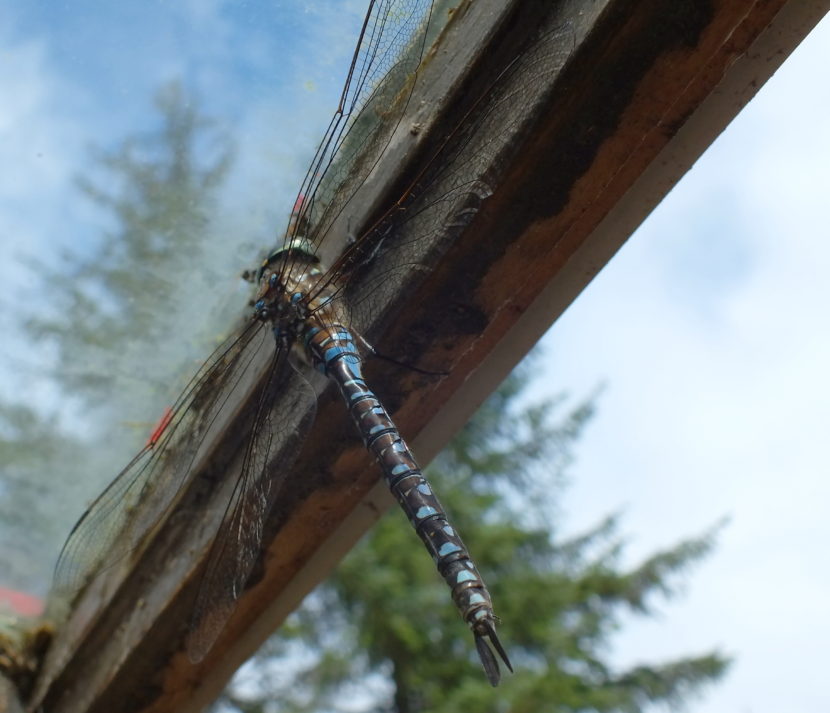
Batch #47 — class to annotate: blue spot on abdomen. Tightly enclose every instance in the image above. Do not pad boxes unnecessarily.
[438,542,462,557]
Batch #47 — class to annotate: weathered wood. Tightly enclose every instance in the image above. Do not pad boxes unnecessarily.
[1,675,25,713]
[31,0,829,711]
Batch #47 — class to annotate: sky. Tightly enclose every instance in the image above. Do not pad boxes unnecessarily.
[0,0,377,316]
[543,12,830,713]
[0,0,376,606]
[1,2,828,712]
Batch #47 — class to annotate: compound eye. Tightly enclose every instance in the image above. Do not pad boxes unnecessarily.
[269,273,278,289]
[254,299,269,319]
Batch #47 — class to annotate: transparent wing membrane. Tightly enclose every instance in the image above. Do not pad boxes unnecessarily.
[289,0,434,254]
[187,352,316,662]
[53,320,269,597]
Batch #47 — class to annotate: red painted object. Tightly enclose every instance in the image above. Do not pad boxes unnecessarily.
[0,586,44,617]
[146,407,174,448]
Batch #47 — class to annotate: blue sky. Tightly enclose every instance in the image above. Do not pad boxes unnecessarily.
[1,2,828,712]
[0,0,368,314]
[0,0,370,427]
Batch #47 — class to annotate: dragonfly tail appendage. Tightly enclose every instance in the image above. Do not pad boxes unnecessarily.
[474,619,513,686]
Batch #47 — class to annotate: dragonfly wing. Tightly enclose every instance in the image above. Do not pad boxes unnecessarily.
[53,444,157,597]
[53,319,268,598]
[187,349,317,663]
[322,22,576,337]
[289,0,435,253]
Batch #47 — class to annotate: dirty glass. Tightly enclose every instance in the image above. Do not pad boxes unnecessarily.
[0,0,374,619]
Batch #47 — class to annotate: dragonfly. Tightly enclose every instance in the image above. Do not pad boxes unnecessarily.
[53,0,573,687]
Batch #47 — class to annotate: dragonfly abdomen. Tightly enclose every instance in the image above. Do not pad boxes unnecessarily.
[304,319,512,685]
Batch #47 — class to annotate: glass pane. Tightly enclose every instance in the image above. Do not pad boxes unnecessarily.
[0,0,371,614]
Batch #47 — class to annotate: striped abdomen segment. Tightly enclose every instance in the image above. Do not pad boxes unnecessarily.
[304,321,511,685]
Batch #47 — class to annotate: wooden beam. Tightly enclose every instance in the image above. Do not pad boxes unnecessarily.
[1,674,25,713]
[30,0,828,711]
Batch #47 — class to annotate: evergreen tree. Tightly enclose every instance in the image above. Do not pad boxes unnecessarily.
[0,404,85,594]
[218,367,729,713]
[26,81,235,413]
[0,83,235,595]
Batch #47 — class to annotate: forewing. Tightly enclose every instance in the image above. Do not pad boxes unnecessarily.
[317,22,576,337]
[288,0,434,252]
[53,319,269,598]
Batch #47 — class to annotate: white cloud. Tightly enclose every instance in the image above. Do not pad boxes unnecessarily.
[0,34,79,224]
[0,21,91,410]
[542,12,830,713]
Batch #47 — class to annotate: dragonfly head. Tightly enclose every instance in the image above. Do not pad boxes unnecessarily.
[255,238,319,283]
[253,238,320,325]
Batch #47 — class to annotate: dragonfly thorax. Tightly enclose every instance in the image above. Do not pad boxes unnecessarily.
[254,258,318,327]
[253,253,346,358]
